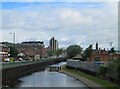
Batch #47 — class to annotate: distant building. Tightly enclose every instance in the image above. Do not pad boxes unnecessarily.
[0,42,13,47]
[73,54,83,60]
[0,44,10,61]
[16,41,46,60]
[90,48,109,62]
[90,42,120,63]
[21,41,44,47]
[0,41,47,60]
[49,37,58,51]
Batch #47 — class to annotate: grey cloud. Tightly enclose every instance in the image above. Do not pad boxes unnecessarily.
[1,2,118,49]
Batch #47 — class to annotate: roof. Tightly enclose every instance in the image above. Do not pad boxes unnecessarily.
[18,53,25,56]
[0,44,8,47]
[73,54,83,59]
[22,41,43,44]
[0,52,9,54]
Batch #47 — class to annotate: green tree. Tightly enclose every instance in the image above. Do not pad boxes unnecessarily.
[66,45,82,58]
[9,46,19,58]
[99,64,107,78]
[107,58,120,83]
[47,50,53,57]
[108,47,116,53]
[84,44,93,60]
[55,48,63,57]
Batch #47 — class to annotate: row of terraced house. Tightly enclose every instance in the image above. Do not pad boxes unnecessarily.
[0,41,47,61]
[0,37,59,61]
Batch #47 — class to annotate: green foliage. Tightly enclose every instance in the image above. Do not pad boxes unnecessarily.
[55,48,63,57]
[9,46,19,58]
[84,44,93,58]
[108,47,116,53]
[99,64,107,78]
[10,57,14,63]
[66,45,82,58]
[98,58,120,83]
[107,58,120,81]
[47,48,63,57]
[47,50,54,56]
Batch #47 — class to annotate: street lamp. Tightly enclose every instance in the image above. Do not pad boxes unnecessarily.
[9,32,15,46]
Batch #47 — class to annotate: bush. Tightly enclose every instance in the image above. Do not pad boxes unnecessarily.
[99,64,107,78]
[107,58,120,81]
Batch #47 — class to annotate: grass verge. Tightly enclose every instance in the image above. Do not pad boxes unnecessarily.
[62,66,120,89]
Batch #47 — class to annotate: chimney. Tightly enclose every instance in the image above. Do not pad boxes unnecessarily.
[104,48,105,51]
[96,42,98,50]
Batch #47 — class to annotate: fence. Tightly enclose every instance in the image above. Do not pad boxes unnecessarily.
[66,59,102,73]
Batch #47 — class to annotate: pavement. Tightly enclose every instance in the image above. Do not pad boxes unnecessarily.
[59,65,106,89]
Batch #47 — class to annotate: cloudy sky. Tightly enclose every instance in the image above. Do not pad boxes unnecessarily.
[0,1,118,50]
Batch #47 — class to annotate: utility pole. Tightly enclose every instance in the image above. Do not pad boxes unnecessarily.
[33,41,35,61]
[9,32,15,47]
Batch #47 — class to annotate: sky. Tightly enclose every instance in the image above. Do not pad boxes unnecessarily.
[0,1,119,50]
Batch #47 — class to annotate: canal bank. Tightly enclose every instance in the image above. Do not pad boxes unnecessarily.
[3,62,117,89]
[14,62,90,88]
[59,65,119,89]
[2,58,66,82]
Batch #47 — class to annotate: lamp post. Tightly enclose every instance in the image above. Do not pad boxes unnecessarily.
[9,32,15,46]
[32,41,35,61]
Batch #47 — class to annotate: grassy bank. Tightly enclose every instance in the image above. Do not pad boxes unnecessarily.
[62,66,120,89]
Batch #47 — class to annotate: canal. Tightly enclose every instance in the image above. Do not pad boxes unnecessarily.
[13,62,89,88]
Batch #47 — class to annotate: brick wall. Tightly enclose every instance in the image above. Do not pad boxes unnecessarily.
[90,50,120,62]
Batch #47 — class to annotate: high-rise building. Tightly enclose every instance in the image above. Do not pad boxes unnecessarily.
[49,37,58,51]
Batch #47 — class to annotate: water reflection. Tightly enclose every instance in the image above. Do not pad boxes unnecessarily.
[16,62,89,88]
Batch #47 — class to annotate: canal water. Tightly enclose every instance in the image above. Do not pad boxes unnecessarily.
[15,62,89,88]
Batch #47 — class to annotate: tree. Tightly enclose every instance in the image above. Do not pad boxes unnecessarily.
[99,64,107,79]
[108,47,116,53]
[9,46,19,58]
[107,58,120,83]
[55,48,63,57]
[84,44,93,60]
[47,50,53,57]
[66,45,82,58]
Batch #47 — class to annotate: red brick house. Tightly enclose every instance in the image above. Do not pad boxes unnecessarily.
[21,47,46,57]
[90,49,109,62]
[109,53,120,60]
[90,43,120,63]
[16,41,46,59]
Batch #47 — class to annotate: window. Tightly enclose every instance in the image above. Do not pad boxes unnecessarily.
[94,57,100,61]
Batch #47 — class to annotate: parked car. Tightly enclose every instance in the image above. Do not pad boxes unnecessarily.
[4,58,10,62]
[18,57,23,61]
